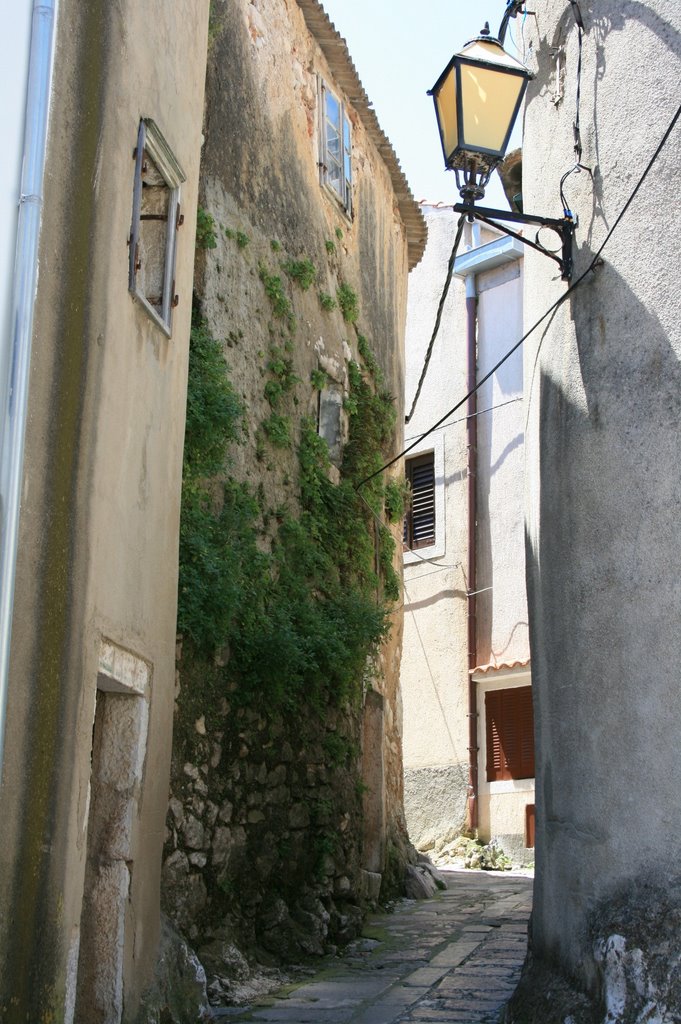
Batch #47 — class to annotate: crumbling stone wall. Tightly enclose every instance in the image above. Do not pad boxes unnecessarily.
[160,0,423,998]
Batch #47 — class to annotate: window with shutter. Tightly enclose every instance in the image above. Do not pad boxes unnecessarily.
[485,686,535,782]
[404,452,436,550]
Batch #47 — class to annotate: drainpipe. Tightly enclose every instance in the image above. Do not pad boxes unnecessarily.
[465,269,479,831]
[0,0,58,782]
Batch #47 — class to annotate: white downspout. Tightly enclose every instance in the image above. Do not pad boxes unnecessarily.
[0,0,58,782]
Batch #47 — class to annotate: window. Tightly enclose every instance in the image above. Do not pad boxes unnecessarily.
[129,119,186,335]
[319,80,352,215]
[485,686,535,782]
[317,385,344,467]
[403,452,436,550]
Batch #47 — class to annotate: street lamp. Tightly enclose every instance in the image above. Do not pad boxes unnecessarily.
[429,5,576,281]
[430,23,532,203]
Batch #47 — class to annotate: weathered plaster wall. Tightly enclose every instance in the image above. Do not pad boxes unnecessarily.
[162,0,422,987]
[519,1,681,1016]
[401,207,470,848]
[0,2,209,1021]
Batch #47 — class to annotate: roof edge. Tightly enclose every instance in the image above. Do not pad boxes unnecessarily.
[296,0,427,270]
[470,658,531,680]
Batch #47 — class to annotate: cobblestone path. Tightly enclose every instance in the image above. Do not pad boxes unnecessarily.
[211,868,532,1024]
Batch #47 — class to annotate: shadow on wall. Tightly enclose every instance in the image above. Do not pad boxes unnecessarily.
[529,3,681,252]
[524,253,681,998]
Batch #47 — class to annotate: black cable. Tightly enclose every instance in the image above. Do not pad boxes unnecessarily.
[404,214,466,424]
[356,101,681,491]
[560,7,593,216]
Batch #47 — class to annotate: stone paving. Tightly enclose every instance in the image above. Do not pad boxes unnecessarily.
[211,868,532,1024]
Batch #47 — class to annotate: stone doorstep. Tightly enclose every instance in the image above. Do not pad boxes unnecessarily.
[429,941,482,967]
[401,967,451,988]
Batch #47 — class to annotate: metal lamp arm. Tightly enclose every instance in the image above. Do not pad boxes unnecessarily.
[453,202,575,281]
[498,0,526,44]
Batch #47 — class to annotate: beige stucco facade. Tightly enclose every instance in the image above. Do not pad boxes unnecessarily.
[402,207,532,860]
[0,2,209,1021]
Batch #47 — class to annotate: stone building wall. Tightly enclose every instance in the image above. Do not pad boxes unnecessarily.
[161,0,425,998]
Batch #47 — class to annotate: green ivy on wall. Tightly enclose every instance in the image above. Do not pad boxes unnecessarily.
[177,296,399,720]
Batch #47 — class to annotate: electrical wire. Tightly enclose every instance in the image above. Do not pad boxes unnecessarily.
[404,214,466,424]
[405,397,522,443]
[559,3,593,216]
[356,100,681,492]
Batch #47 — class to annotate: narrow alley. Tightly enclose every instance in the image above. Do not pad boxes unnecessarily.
[211,870,532,1024]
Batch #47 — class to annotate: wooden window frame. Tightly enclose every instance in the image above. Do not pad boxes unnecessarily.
[129,118,186,336]
[318,79,353,217]
[485,685,535,782]
[403,451,436,551]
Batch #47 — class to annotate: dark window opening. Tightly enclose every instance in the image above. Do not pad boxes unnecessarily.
[403,452,435,550]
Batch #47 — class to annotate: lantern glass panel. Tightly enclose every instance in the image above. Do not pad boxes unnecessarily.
[459,62,526,154]
[434,64,459,164]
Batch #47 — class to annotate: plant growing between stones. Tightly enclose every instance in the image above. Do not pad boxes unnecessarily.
[337,282,359,324]
[318,291,336,312]
[282,257,316,291]
[310,368,328,391]
[196,206,218,249]
[258,264,295,331]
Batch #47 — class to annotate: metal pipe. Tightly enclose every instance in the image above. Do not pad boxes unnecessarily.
[465,273,479,831]
[0,0,58,782]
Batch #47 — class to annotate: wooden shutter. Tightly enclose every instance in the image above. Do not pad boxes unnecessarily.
[405,452,435,549]
[485,686,535,782]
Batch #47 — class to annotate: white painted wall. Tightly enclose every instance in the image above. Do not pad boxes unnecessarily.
[476,261,529,667]
[0,7,32,391]
[401,207,471,845]
[402,207,532,854]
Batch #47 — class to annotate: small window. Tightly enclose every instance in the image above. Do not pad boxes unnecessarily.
[129,119,186,335]
[317,385,344,467]
[485,686,535,782]
[319,80,353,215]
[403,452,435,550]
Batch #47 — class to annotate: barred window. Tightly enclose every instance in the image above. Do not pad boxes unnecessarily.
[129,119,185,335]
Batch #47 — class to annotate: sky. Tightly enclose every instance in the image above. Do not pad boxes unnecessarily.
[319,0,524,208]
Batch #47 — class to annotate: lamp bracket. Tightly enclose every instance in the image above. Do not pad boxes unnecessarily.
[453,202,575,281]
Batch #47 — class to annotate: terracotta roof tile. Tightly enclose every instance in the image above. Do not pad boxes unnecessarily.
[470,658,531,676]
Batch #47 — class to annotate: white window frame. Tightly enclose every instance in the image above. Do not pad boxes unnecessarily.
[403,431,446,565]
[129,118,186,336]
[318,78,353,217]
[474,667,535,797]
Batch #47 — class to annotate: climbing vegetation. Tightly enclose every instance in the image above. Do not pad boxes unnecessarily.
[177,296,400,717]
